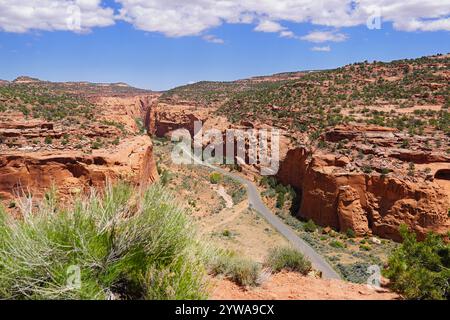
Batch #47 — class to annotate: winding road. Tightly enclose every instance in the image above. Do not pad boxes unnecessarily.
[181,145,341,280]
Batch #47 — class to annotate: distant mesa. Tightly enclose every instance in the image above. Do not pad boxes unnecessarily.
[13,76,42,84]
[96,82,131,87]
[11,76,132,89]
[112,82,131,87]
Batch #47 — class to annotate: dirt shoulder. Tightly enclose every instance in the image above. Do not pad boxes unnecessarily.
[210,272,400,300]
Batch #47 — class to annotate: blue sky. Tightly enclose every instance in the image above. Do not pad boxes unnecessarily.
[0,1,449,91]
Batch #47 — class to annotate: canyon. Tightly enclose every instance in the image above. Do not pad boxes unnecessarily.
[146,54,450,242]
[0,79,159,202]
[1,54,449,244]
[145,101,449,241]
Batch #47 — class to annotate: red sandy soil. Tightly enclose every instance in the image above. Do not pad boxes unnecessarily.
[210,272,400,300]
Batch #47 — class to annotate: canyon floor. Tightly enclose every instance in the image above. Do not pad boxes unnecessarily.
[153,138,400,299]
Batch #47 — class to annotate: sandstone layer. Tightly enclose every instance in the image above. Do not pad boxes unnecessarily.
[0,135,158,200]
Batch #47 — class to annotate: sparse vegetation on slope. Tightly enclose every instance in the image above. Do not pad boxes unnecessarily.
[161,55,449,137]
[0,83,95,121]
[216,55,449,134]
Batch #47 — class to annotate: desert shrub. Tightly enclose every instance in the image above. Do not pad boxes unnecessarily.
[0,183,208,300]
[330,240,345,249]
[91,138,103,150]
[380,168,390,177]
[112,138,120,146]
[134,118,146,135]
[209,252,261,287]
[44,136,53,144]
[276,192,285,209]
[362,166,373,174]
[209,172,222,184]
[384,225,449,300]
[159,169,172,186]
[407,162,416,177]
[337,263,372,284]
[231,187,246,205]
[265,247,312,275]
[346,228,356,238]
[360,244,372,251]
[303,219,317,233]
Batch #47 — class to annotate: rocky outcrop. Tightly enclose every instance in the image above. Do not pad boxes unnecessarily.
[94,95,159,133]
[0,136,158,200]
[388,149,450,164]
[325,125,397,143]
[0,87,161,203]
[337,186,370,235]
[145,103,210,137]
[277,149,449,241]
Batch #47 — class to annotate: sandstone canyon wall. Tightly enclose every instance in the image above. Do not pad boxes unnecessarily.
[0,94,159,201]
[0,136,158,200]
[276,148,449,241]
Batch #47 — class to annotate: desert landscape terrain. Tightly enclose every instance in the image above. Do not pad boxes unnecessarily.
[0,54,448,300]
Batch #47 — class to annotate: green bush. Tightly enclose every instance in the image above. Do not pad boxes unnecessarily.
[0,183,208,300]
[231,187,246,205]
[265,247,312,275]
[303,219,317,233]
[337,262,372,284]
[159,169,172,186]
[346,229,356,238]
[209,172,222,184]
[209,252,261,287]
[276,192,285,209]
[112,138,120,146]
[91,139,103,150]
[384,225,449,300]
[330,240,345,249]
[362,166,373,174]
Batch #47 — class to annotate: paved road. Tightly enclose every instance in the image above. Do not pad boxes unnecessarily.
[182,145,341,280]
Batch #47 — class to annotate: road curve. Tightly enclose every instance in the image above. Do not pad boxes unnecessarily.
[182,146,341,280]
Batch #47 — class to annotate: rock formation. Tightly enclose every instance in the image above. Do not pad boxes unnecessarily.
[276,148,449,241]
[0,135,158,200]
[0,80,160,202]
[145,99,449,241]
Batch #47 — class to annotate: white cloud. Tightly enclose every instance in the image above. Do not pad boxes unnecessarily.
[0,0,449,35]
[254,20,286,33]
[393,17,450,32]
[203,34,225,44]
[280,30,296,38]
[311,46,331,52]
[116,0,450,37]
[0,0,114,33]
[301,30,347,43]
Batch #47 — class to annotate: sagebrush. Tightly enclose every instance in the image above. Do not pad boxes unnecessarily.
[0,183,208,300]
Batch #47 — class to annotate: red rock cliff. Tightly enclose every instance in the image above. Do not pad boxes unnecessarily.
[276,148,449,241]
